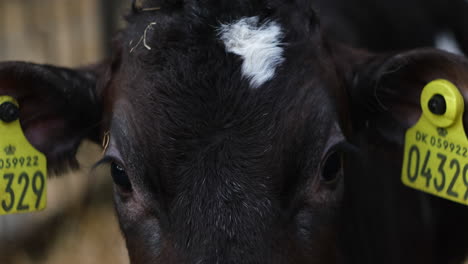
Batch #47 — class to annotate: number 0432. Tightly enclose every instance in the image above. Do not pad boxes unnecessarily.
[403,144,468,205]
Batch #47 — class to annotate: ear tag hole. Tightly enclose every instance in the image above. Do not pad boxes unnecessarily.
[401,80,468,206]
[421,80,464,128]
[428,94,446,116]
[0,96,48,215]
[0,102,19,123]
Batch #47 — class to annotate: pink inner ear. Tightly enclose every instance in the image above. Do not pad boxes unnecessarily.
[391,103,422,128]
[23,118,67,155]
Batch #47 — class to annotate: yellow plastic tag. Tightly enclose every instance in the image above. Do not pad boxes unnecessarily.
[402,80,468,206]
[0,96,47,215]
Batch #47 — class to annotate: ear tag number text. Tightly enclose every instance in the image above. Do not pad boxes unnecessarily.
[402,80,468,206]
[0,96,47,215]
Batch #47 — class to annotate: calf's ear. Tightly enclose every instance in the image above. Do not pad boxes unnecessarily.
[349,48,468,144]
[0,61,104,173]
[339,49,468,263]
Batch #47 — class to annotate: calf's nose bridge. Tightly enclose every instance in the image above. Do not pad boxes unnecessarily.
[170,179,276,250]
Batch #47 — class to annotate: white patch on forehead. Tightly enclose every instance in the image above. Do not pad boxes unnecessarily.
[435,31,463,55]
[219,16,285,89]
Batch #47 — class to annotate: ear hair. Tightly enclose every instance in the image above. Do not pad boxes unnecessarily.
[102,131,110,153]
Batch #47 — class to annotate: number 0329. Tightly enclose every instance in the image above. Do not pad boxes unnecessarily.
[0,156,47,215]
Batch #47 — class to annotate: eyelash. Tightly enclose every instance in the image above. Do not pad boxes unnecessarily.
[94,156,133,193]
[332,141,358,154]
[93,156,115,169]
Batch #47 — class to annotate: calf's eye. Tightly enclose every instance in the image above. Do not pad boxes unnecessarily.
[321,151,343,184]
[111,162,132,192]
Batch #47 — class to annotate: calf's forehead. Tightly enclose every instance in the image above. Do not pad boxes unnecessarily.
[106,5,341,164]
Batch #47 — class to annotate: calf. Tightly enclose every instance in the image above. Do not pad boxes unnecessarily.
[0,0,467,263]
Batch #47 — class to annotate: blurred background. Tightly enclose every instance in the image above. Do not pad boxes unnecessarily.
[0,0,129,263]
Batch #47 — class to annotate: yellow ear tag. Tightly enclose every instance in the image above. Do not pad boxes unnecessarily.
[0,96,47,215]
[402,80,468,206]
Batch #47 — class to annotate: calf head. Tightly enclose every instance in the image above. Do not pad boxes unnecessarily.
[102,1,345,262]
[1,0,468,263]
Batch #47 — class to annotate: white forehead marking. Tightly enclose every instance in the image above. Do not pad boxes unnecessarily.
[435,31,463,55]
[219,16,285,89]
